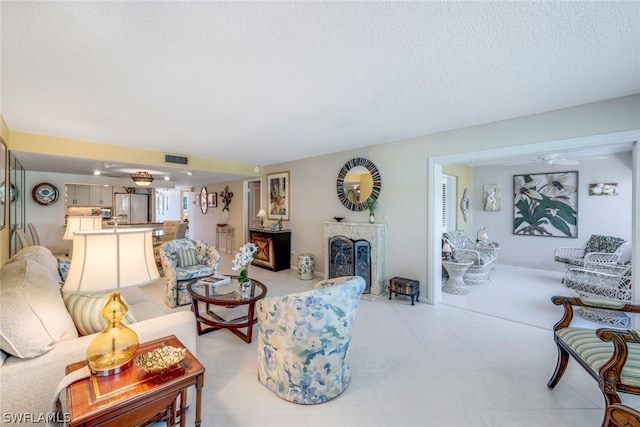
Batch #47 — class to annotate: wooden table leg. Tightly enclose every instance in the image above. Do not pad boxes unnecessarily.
[195,374,204,427]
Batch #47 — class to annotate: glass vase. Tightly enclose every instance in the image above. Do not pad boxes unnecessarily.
[369,213,375,224]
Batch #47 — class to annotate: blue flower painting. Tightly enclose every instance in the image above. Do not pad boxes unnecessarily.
[513,171,578,237]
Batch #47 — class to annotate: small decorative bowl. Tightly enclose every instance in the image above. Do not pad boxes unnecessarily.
[134,345,186,374]
[333,216,345,222]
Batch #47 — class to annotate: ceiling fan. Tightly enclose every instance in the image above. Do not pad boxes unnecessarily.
[505,153,591,166]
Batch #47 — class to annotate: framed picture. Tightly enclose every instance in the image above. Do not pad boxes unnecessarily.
[513,171,578,238]
[589,183,619,196]
[267,171,290,221]
[208,192,218,207]
[483,184,501,211]
[0,138,6,230]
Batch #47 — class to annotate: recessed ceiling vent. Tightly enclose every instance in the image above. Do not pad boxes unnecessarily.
[165,154,188,165]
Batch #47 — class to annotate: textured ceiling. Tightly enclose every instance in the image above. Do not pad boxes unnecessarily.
[1,2,639,183]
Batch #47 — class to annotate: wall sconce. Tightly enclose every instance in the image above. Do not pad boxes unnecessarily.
[476,226,488,243]
[130,171,154,186]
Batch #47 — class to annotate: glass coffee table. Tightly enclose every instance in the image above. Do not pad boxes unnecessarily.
[187,275,267,343]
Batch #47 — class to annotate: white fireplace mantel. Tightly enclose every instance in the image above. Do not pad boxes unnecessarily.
[323,221,387,296]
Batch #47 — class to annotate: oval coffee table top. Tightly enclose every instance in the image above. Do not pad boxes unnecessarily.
[187,275,267,307]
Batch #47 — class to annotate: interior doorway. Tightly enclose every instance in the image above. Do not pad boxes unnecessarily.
[427,131,639,306]
[246,179,262,233]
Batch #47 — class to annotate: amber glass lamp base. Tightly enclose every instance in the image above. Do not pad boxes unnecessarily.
[86,291,139,376]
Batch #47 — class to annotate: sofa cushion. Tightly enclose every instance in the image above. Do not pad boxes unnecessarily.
[62,292,138,336]
[0,259,78,358]
[176,249,198,267]
[58,257,71,282]
[6,246,62,283]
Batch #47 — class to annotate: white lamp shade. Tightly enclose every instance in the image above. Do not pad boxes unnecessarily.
[63,228,159,293]
[63,216,103,240]
[257,209,267,218]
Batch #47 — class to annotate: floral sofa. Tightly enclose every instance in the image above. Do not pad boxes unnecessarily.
[159,238,220,307]
[0,246,197,425]
[256,276,366,404]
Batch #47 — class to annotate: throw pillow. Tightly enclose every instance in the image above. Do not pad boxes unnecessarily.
[58,257,71,283]
[176,249,198,267]
[62,292,138,336]
[584,235,625,255]
[0,259,78,358]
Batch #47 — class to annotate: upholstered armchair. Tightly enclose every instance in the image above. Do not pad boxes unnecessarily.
[159,239,220,308]
[554,234,628,269]
[256,276,366,404]
[442,230,497,284]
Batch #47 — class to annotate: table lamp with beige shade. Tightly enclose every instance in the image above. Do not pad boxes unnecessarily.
[257,209,267,229]
[62,228,159,376]
[63,216,103,240]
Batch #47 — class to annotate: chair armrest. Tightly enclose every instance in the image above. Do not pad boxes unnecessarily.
[550,295,640,330]
[596,328,640,391]
[453,248,481,264]
[584,251,622,269]
[554,247,584,258]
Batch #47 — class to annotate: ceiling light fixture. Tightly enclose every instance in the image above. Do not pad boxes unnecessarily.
[130,171,154,186]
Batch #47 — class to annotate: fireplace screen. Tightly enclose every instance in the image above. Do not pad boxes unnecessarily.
[329,236,371,294]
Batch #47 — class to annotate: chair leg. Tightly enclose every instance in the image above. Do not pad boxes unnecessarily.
[547,344,569,389]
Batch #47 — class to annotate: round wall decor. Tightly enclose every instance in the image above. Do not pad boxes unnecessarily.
[200,187,208,214]
[32,182,59,206]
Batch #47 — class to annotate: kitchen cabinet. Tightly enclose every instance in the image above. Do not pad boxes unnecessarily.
[66,184,113,207]
[89,185,113,207]
[249,229,291,272]
[65,184,90,206]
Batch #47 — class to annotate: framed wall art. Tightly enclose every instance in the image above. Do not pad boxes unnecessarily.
[208,192,218,207]
[483,184,501,211]
[267,171,290,221]
[513,171,578,238]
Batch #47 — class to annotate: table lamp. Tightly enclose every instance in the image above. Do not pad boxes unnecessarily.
[442,242,452,260]
[62,228,159,376]
[63,216,103,240]
[476,226,489,242]
[257,209,267,229]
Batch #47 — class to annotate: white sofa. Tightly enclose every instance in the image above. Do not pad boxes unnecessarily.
[0,246,197,425]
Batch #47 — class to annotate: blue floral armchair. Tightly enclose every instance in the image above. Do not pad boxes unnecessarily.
[256,276,366,404]
[159,239,220,308]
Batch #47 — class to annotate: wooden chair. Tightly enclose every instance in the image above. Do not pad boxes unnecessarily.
[548,295,640,427]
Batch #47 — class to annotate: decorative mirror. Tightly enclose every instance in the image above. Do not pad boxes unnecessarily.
[200,187,208,215]
[336,158,381,211]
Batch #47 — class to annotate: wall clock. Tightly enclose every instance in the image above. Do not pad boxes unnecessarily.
[32,182,59,206]
[200,187,208,214]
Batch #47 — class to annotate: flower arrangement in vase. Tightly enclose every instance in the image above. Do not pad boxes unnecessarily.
[232,242,258,294]
[220,185,234,222]
[365,199,377,224]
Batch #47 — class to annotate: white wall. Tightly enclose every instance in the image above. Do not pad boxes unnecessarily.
[19,95,640,304]
[473,152,633,271]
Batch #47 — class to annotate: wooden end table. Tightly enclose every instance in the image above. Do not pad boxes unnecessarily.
[187,275,267,343]
[65,335,204,427]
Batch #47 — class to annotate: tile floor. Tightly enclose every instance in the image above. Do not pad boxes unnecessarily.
[140,257,638,426]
